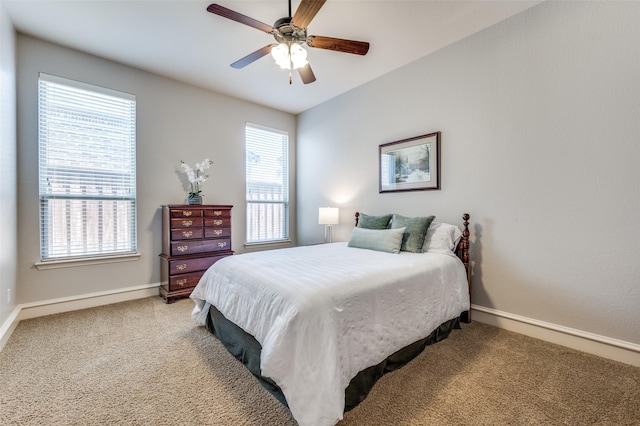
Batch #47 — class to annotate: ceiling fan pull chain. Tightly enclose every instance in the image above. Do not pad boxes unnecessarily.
[289,72,293,85]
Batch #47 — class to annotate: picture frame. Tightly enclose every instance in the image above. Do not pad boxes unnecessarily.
[379,132,440,193]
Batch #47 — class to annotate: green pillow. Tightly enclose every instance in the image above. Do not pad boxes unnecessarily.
[390,214,435,253]
[347,227,406,254]
[357,213,392,229]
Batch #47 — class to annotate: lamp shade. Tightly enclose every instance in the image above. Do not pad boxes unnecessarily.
[319,207,339,225]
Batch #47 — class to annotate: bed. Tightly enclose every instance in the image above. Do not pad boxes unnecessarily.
[191,212,471,426]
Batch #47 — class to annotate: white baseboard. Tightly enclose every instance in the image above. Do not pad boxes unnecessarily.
[471,304,640,367]
[0,305,21,352]
[0,283,160,352]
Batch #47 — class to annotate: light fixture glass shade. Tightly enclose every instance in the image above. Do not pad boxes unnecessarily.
[289,43,308,69]
[318,207,339,225]
[271,43,290,69]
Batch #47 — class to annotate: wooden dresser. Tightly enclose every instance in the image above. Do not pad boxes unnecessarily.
[159,204,233,303]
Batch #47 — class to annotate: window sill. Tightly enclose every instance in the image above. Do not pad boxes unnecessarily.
[244,240,293,249]
[35,253,141,270]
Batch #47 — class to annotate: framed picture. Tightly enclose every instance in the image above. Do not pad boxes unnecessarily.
[379,132,440,193]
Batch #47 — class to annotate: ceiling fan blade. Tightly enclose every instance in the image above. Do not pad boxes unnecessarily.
[291,0,326,29]
[231,44,277,69]
[298,63,316,84]
[206,4,273,33]
[307,35,370,56]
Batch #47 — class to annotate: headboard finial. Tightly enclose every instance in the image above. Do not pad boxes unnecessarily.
[355,212,360,227]
[460,213,471,323]
[460,213,470,266]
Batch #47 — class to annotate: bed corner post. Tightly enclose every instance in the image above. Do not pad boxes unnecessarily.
[355,212,360,227]
[460,213,472,323]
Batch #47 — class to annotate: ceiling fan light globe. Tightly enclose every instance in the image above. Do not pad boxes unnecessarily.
[290,44,308,69]
[291,59,308,70]
[271,43,288,61]
[276,59,291,69]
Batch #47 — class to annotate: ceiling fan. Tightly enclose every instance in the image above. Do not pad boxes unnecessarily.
[206,0,370,84]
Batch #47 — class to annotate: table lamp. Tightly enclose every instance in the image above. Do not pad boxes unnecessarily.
[318,207,339,243]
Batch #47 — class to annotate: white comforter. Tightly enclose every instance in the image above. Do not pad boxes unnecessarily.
[191,242,469,426]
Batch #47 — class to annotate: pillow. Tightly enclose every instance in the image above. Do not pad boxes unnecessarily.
[347,227,406,254]
[390,214,435,253]
[423,222,463,252]
[357,213,392,229]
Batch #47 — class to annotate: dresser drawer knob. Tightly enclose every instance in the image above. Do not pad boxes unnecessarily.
[182,220,193,227]
[182,211,192,217]
[213,219,223,226]
[176,279,187,287]
[176,264,187,271]
[213,210,222,216]
[182,231,193,238]
[217,241,227,248]
[177,245,188,252]
[213,229,223,236]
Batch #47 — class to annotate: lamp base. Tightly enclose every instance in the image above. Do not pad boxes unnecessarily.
[324,225,333,243]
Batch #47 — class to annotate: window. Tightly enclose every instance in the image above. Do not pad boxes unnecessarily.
[245,123,289,243]
[38,73,137,262]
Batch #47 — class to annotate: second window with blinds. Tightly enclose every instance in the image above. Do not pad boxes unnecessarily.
[245,123,289,244]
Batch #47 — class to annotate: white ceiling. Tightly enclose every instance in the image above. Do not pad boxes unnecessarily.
[4,0,541,114]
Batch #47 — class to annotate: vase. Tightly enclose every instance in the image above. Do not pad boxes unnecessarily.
[188,195,203,205]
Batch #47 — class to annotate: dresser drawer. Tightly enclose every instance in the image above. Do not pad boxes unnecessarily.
[171,218,203,229]
[204,217,231,227]
[168,253,230,275]
[204,208,230,218]
[169,271,204,291]
[170,238,231,256]
[171,228,204,240]
[204,227,231,238]
[170,208,203,218]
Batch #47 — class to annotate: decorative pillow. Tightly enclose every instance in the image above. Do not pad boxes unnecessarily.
[347,227,406,254]
[423,222,463,252]
[390,214,435,253]
[357,213,392,229]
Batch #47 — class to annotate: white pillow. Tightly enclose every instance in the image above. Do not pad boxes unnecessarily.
[423,222,463,252]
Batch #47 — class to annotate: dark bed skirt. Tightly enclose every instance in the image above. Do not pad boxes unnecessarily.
[205,305,462,412]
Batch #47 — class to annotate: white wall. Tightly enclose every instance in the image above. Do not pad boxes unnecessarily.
[16,35,296,304]
[0,0,18,326]
[297,2,640,346]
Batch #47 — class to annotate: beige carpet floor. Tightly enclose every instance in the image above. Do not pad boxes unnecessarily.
[1,296,638,425]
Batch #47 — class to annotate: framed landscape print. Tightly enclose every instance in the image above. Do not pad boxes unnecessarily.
[379,132,440,193]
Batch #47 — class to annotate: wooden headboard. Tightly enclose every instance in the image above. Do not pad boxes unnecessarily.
[354,212,472,323]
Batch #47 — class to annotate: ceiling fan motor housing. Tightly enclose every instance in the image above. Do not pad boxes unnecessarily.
[273,17,307,44]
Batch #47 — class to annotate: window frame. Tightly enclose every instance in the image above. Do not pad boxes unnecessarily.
[245,122,290,246]
[36,73,139,268]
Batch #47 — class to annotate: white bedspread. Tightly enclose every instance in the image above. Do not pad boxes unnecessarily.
[191,242,469,426]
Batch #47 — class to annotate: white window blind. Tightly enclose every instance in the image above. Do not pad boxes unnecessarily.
[245,123,289,243]
[38,73,137,261]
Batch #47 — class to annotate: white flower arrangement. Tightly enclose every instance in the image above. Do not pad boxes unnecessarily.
[180,159,213,199]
